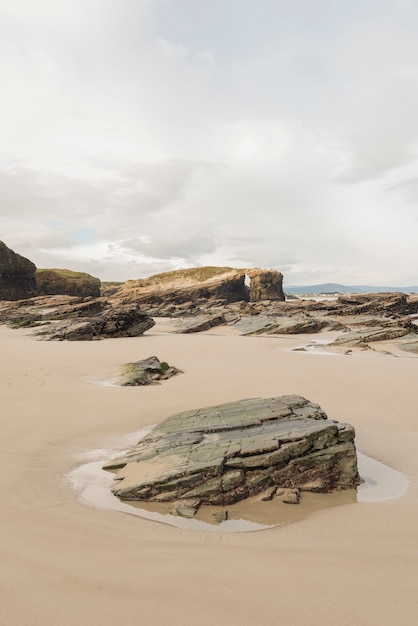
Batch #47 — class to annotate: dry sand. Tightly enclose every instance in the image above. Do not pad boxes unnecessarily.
[1,322,418,625]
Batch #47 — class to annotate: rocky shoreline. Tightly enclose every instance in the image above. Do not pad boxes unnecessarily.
[1,287,418,354]
[0,242,415,523]
[1,241,417,352]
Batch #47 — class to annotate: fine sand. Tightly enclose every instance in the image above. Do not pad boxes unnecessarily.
[1,322,418,625]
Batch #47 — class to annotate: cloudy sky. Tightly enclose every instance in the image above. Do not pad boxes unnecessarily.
[1,0,418,286]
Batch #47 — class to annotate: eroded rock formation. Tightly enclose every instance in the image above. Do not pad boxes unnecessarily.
[104,395,361,515]
[0,295,154,340]
[114,266,285,306]
[34,301,155,340]
[1,252,417,351]
[246,269,284,302]
[36,269,101,298]
[0,241,37,300]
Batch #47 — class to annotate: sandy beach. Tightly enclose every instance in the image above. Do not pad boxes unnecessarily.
[1,322,418,625]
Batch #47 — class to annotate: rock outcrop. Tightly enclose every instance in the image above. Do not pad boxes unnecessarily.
[0,295,155,340]
[34,301,155,340]
[246,269,285,302]
[330,321,413,348]
[104,395,361,516]
[116,267,248,305]
[36,269,101,298]
[0,295,103,326]
[231,315,328,336]
[161,290,418,351]
[114,266,285,306]
[120,356,182,386]
[0,241,37,300]
[335,292,409,314]
[0,241,102,300]
[1,252,417,351]
[174,314,226,334]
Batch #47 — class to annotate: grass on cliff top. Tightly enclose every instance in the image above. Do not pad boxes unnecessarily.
[123,266,240,288]
[101,281,124,288]
[36,268,100,281]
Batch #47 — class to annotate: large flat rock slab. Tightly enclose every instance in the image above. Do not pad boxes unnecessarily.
[231,315,328,335]
[104,395,361,511]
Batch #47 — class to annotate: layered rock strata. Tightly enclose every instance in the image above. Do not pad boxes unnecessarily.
[34,302,155,340]
[144,290,418,352]
[247,268,285,302]
[104,395,361,512]
[0,295,155,340]
[114,267,285,305]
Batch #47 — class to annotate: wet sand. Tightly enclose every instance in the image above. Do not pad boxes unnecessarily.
[1,323,418,625]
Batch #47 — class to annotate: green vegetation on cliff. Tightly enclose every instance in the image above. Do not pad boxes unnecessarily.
[36,268,101,297]
[124,266,237,288]
[36,268,99,280]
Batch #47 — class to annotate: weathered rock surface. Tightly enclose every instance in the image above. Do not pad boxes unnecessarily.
[174,314,226,334]
[36,269,101,298]
[231,315,328,336]
[1,256,417,351]
[0,295,155,340]
[331,325,412,347]
[246,268,285,302]
[334,292,410,314]
[0,241,37,300]
[116,267,248,305]
[394,336,418,354]
[0,294,103,326]
[142,289,418,352]
[104,395,361,513]
[120,356,182,386]
[34,302,155,340]
[114,266,285,306]
[0,242,102,301]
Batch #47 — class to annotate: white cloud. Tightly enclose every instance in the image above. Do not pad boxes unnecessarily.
[334,16,418,182]
[1,1,418,285]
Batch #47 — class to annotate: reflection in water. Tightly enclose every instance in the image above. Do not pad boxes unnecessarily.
[67,447,408,533]
[357,452,408,502]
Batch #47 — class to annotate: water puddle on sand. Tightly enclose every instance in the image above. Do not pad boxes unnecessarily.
[80,375,121,387]
[289,338,337,356]
[356,452,408,502]
[66,441,408,533]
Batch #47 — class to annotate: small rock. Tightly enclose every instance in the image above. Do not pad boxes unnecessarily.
[171,499,200,519]
[281,489,300,505]
[120,356,182,386]
[212,510,229,523]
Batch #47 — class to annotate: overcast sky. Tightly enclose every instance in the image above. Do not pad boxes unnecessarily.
[1,0,418,285]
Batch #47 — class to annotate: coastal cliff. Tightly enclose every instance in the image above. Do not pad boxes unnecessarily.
[114,266,285,305]
[36,268,101,298]
[0,241,37,300]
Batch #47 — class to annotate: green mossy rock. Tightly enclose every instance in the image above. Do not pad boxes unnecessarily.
[105,395,361,512]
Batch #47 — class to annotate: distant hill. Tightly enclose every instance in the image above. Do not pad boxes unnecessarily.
[284,283,418,295]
